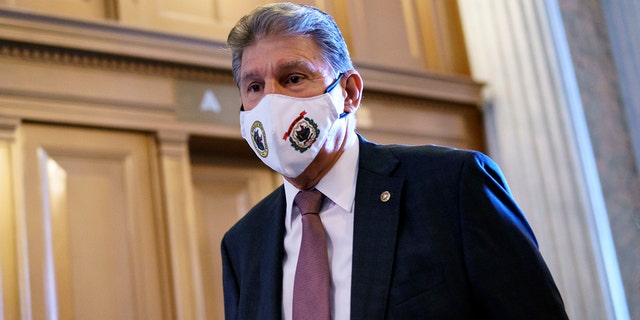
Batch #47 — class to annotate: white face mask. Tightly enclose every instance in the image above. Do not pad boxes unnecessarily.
[239,74,347,178]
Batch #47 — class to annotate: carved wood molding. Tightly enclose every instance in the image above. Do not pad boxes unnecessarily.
[0,40,233,84]
[0,7,482,106]
[356,62,483,106]
[0,116,20,142]
[0,8,231,68]
[363,90,465,108]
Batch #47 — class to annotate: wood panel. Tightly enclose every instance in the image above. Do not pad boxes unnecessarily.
[0,0,115,20]
[340,0,470,75]
[20,123,172,320]
[116,0,334,41]
[191,162,277,319]
[357,92,484,150]
[117,0,262,40]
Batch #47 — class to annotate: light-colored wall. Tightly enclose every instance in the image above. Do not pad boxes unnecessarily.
[558,0,640,318]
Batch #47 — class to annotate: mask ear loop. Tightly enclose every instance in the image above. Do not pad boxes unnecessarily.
[325,73,351,119]
[324,72,345,93]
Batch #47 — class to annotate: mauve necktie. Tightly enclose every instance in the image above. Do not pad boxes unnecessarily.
[293,189,330,320]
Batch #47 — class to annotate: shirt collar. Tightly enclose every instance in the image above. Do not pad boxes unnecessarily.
[284,132,359,226]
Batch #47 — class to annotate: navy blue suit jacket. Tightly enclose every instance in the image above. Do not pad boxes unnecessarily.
[221,136,568,319]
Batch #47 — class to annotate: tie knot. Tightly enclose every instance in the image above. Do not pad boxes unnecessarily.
[294,189,325,215]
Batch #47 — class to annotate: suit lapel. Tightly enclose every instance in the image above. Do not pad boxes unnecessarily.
[257,187,287,318]
[350,136,403,319]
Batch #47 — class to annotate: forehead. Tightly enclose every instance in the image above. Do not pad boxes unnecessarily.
[240,35,329,78]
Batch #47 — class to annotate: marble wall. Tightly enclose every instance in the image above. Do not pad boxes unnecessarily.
[557,0,640,318]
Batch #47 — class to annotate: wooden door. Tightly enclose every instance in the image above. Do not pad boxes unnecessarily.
[20,123,172,320]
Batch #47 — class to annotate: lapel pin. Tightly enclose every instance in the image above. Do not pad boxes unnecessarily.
[380,191,391,203]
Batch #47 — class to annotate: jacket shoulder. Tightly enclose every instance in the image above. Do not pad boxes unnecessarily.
[377,142,494,171]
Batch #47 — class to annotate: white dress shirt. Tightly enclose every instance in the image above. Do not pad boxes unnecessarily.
[282,132,359,320]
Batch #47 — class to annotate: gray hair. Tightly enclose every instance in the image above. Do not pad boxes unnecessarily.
[227,2,353,85]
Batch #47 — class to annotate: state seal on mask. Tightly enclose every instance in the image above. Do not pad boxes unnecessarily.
[283,111,319,153]
[250,121,269,158]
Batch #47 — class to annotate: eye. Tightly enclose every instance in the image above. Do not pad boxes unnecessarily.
[289,75,302,84]
[247,83,262,93]
[284,73,307,86]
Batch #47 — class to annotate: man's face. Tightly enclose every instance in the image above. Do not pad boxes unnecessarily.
[238,35,336,110]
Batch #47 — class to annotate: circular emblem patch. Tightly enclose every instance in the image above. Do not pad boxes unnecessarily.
[288,116,319,153]
[250,121,268,158]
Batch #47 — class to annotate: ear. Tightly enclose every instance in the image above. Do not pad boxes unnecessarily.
[342,69,363,114]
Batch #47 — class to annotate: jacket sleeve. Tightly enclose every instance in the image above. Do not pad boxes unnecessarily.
[459,151,568,319]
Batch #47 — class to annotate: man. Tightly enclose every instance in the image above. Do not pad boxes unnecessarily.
[221,2,568,319]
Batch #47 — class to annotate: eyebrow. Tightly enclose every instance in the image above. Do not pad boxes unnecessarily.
[239,59,320,85]
[280,59,316,72]
[239,73,259,87]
